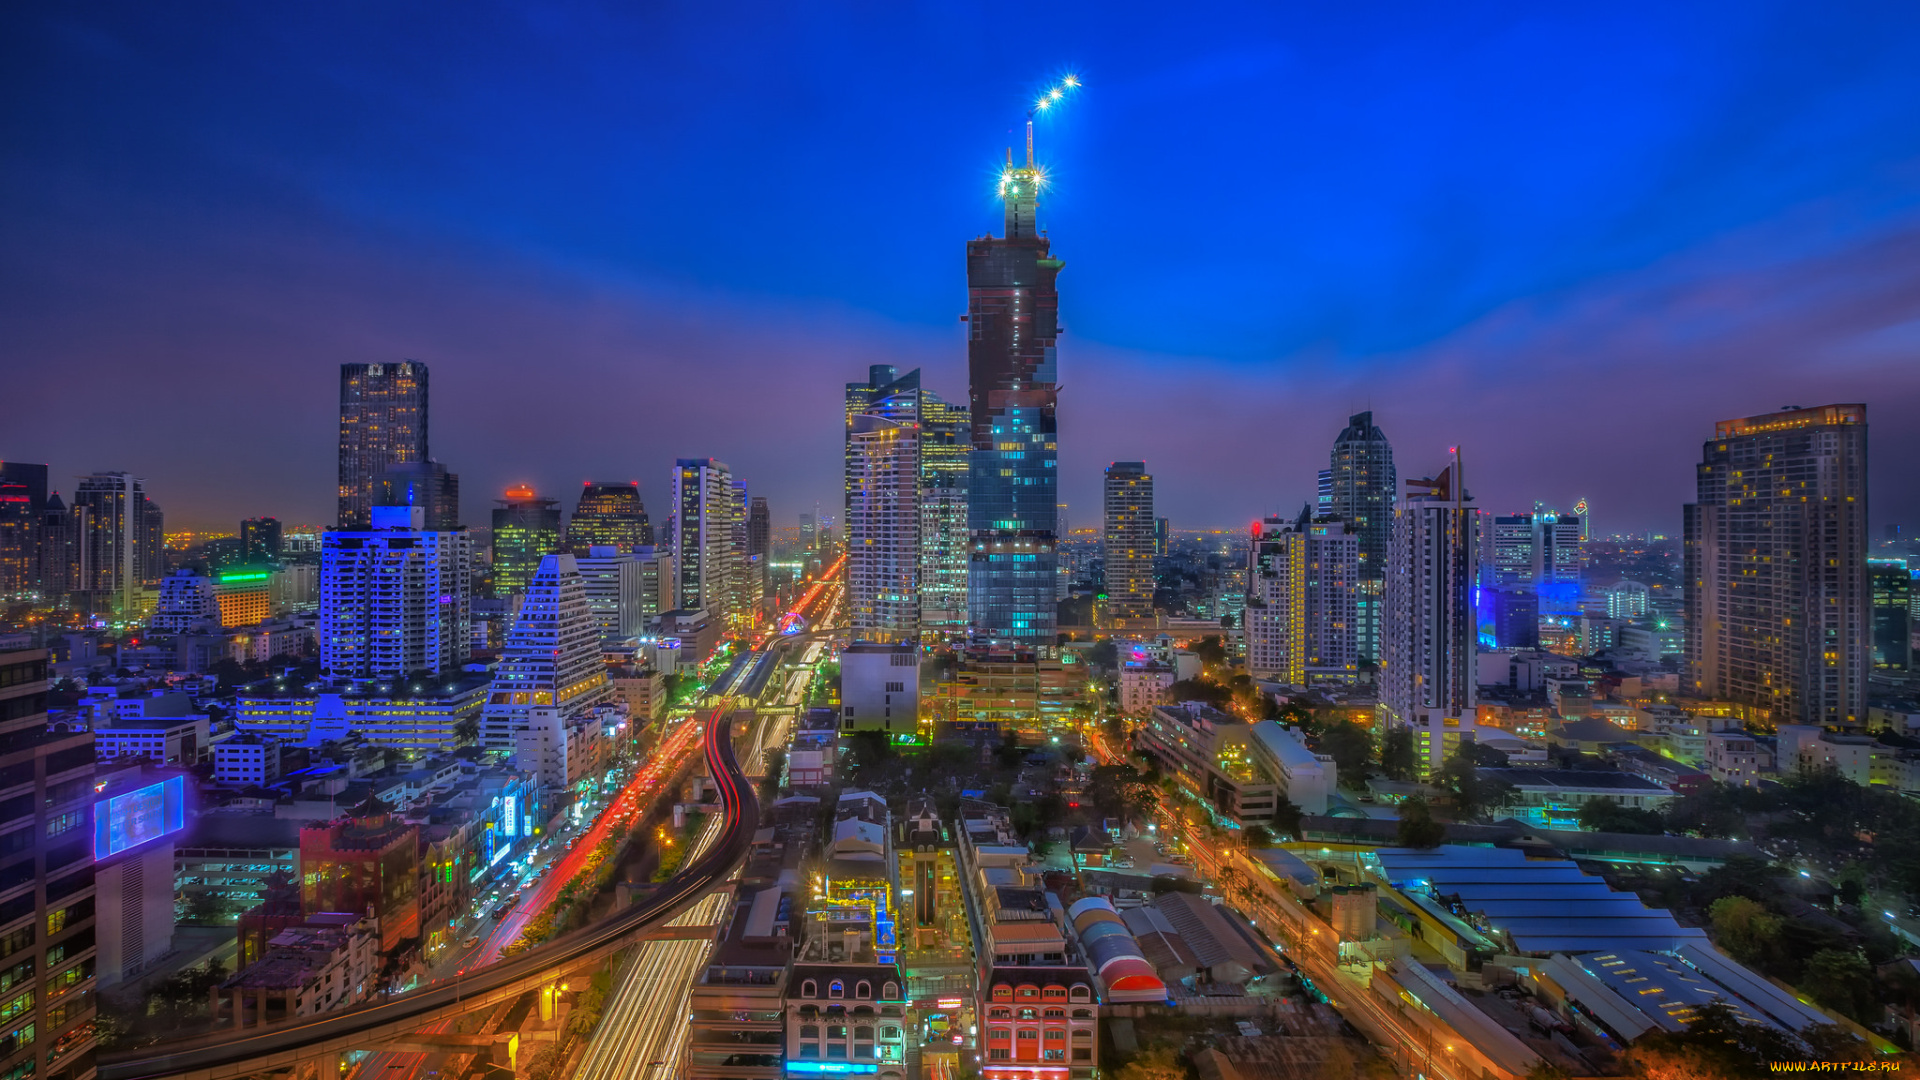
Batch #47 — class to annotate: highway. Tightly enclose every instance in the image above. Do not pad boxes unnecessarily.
[100,707,759,1080]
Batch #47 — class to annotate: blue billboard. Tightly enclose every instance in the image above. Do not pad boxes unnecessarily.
[94,775,187,860]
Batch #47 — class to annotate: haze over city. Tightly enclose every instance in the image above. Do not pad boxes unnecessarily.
[6,2,1920,532]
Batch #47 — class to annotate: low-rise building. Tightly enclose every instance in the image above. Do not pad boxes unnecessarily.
[937,645,1088,738]
[1117,661,1175,716]
[214,733,284,785]
[222,912,380,1023]
[234,672,490,752]
[1134,702,1279,825]
[1703,729,1772,787]
[177,815,303,919]
[95,696,210,765]
[1248,721,1335,816]
[1477,768,1674,829]
[608,663,667,722]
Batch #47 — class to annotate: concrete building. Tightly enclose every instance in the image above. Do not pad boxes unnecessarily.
[673,458,745,629]
[1249,720,1336,815]
[1135,702,1279,826]
[573,546,646,639]
[94,767,182,988]
[175,815,302,919]
[1117,660,1174,716]
[1102,462,1155,630]
[479,553,613,752]
[489,486,562,600]
[846,396,922,644]
[95,708,209,765]
[152,567,220,631]
[513,706,611,792]
[214,734,284,785]
[371,459,460,531]
[299,797,420,952]
[235,672,490,752]
[72,470,161,615]
[320,505,472,681]
[633,545,678,625]
[839,642,919,734]
[565,481,650,555]
[222,912,380,1023]
[1383,458,1480,775]
[1686,404,1870,727]
[1245,509,1359,684]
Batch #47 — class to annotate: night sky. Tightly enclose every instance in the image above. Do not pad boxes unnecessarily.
[5,2,1919,535]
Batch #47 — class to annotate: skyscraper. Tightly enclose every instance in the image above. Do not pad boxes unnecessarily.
[37,492,81,605]
[337,361,429,530]
[373,460,461,530]
[1869,559,1912,671]
[72,471,158,615]
[241,517,283,563]
[566,481,651,555]
[1328,412,1396,664]
[1245,509,1359,684]
[480,553,613,751]
[490,485,562,598]
[0,463,47,601]
[1383,457,1478,774]
[966,123,1062,645]
[671,458,742,626]
[747,496,770,562]
[1685,404,1870,727]
[1102,462,1155,629]
[847,401,922,643]
[0,645,101,1080]
[918,391,970,632]
[320,505,473,681]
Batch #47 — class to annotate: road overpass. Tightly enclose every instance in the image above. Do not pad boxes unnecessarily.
[100,706,760,1080]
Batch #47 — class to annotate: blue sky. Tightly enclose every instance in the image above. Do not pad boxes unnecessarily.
[4,1,1919,533]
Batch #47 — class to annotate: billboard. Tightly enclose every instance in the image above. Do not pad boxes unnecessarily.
[94,775,187,860]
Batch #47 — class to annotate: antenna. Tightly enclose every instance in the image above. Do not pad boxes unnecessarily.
[1025,120,1034,169]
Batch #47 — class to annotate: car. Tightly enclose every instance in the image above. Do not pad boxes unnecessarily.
[462,936,481,949]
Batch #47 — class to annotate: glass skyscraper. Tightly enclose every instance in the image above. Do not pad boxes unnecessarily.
[566,481,651,555]
[1328,411,1396,665]
[966,136,1062,644]
[337,361,429,530]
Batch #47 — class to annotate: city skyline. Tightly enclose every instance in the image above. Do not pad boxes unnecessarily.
[5,5,1920,534]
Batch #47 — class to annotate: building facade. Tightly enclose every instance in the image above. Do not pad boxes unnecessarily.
[672,459,743,628]
[1244,510,1358,685]
[1102,463,1154,630]
[372,461,460,531]
[1685,405,1870,727]
[1382,460,1479,775]
[966,136,1062,646]
[479,554,613,752]
[566,481,651,555]
[319,506,473,682]
[847,400,922,644]
[72,471,159,615]
[490,486,562,599]
[1327,412,1396,665]
[337,361,429,530]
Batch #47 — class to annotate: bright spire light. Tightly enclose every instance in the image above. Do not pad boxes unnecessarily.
[1063,74,1079,87]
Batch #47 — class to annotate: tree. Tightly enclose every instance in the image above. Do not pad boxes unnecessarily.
[1317,721,1373,783]
[1269,796,1304,842]
[1395,797,1446,849]
[1580,797,1666,835]
[1087,765,1156,822]
[1242,824,1276,848]
[1191,635,1228,671]
[1622,1000,1809,1079]
[1436,748,1512,822]
[1167,679,1229,708]
[1113,1046,1189,1080]
[1799,948,1876,1022]
[1379,728,1416,780]
[1707,896,1781,964]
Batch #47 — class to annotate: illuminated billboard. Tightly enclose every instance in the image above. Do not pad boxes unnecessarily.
[93,775,187,860]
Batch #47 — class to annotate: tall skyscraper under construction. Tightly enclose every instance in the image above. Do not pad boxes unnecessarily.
[966,112,1063,644]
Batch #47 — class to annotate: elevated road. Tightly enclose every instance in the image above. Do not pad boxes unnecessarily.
[101,706,760,1080]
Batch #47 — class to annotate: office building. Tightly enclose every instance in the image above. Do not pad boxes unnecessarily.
[671,459,743,626]
[490,485,561,599]
[634,545,677,624]
[839,642,920,734]
[320,505,473,682]
[0,469,37,600]
[72,471,160,615]
[566,481,651,555]
[1870,559,1913,671]
[800,513,816,553]
[1244,509,1359,684]
[1327,412,1396,664]
[0,646,102,1079]
[965,134,1063,646]
[1685,405,1870,727]
[235,672,490,753]
[151,568,219,632]
[1102,462,1155,629]
[36,493,83,605]
[479,553,613,752]
[747,495,769,562]
[1383,458,1479,774]
[574,546,646,638]
[846,367,970,638]
[1316,468,1333,511]
[1134,702,1280,825]
[847,383,923,644]
[241,517,283,563]
[732,479,763,621]
[372,460,461,530]
[337,361,429,530]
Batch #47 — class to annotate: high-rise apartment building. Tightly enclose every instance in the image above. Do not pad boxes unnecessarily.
[72,471,159,615]
[1685,404,1870,727]
[566,482,651,555]
[373,460,461,530]
[847,399,922,644]
[37,493,82,606]
[1102,462,1155,629]
[671,459,742,627]
[1245,509,1359,684]
[847,367,970,636]
[1383,459,1478,774]
[634,546,677,625]
[747,496,770,562]
[479,553,613,751]
[966,128,1062,645]
[1869,559,1912,671]
[731,480,761,623]
[241,517,283,564]
[337,361,429,530]
[490,486,562,599]
[0,646,101,1080]
[320,505,472,681]
[1328,412,1396,664]
[573,546,646,639]
[0,482,32,600]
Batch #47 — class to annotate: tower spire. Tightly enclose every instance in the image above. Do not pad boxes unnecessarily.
[1025,119,1034,169]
